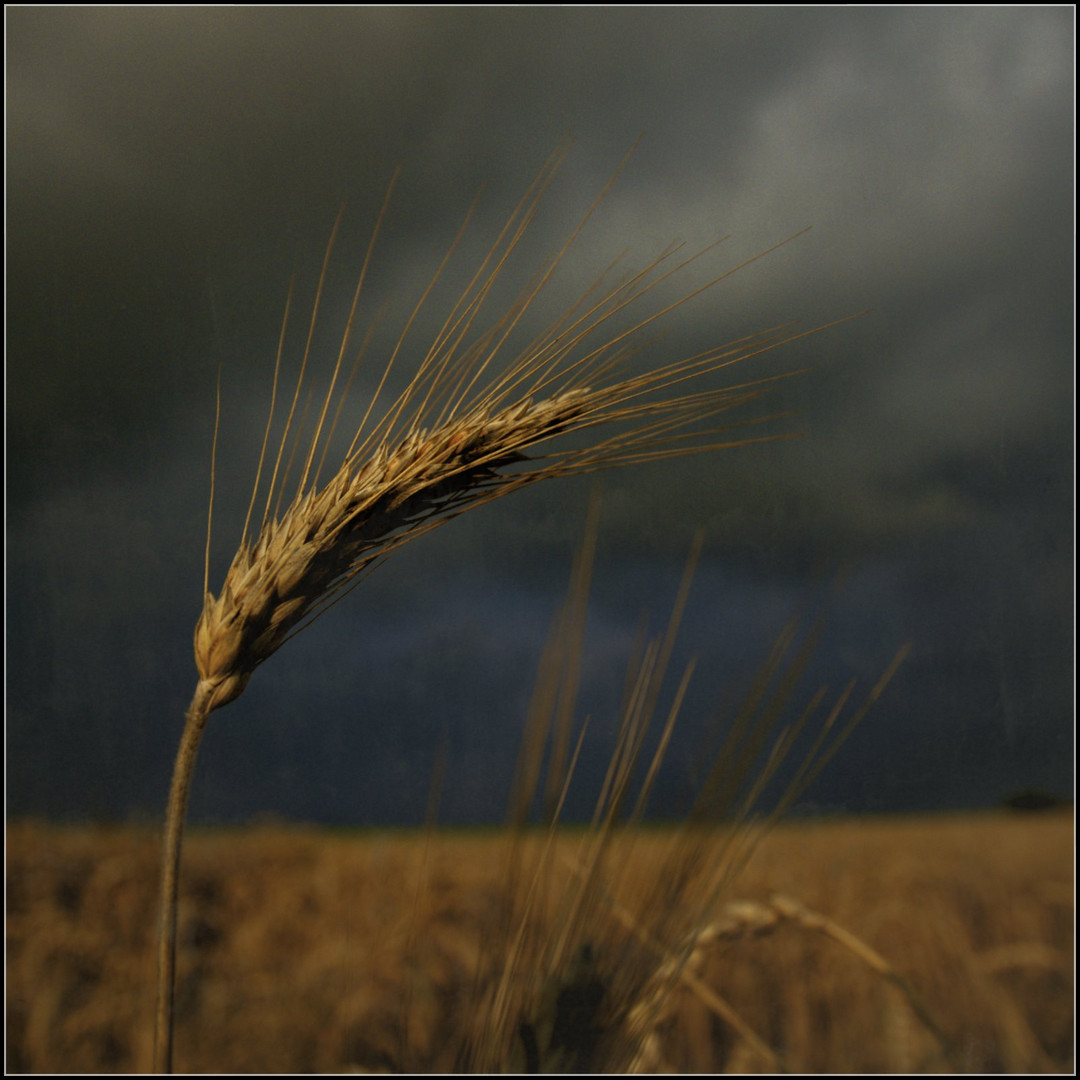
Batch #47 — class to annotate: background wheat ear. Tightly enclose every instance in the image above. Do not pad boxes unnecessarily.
[153,142,847,1072]
[461,510,908,1074]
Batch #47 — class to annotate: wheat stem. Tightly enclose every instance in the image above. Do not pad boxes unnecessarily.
[768,893,959,1067]
[153,682,213,1073]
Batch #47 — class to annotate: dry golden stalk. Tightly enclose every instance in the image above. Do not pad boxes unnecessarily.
[154,142,849,1072]
[766,893,959,1066]
[621,905,784,1073]
[621,892,960,1073]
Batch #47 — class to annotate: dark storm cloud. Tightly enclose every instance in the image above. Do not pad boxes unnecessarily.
[7,7,1073,824]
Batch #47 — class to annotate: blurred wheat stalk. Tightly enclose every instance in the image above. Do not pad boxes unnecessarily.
[154,141,856,1071]
[459,504,912,1072]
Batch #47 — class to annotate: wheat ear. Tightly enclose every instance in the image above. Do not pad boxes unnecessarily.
[153,142,850,1071]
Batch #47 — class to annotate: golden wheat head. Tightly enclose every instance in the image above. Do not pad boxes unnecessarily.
[192,388,593,710]
[188,141,849,716]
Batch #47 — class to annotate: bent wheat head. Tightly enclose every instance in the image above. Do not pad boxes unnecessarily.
[193,388,593,711]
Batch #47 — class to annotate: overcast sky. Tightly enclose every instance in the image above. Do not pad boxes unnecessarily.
[7,7,1074,825]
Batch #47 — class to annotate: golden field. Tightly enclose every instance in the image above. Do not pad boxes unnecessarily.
[6,811,1073,1073]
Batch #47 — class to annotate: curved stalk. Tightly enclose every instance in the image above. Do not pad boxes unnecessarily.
[154,682,214,1073]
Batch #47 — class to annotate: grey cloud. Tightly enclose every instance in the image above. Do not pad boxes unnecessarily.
[8,7,1072,823]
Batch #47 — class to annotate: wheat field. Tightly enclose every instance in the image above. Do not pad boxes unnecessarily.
[6,811,1073,1073]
